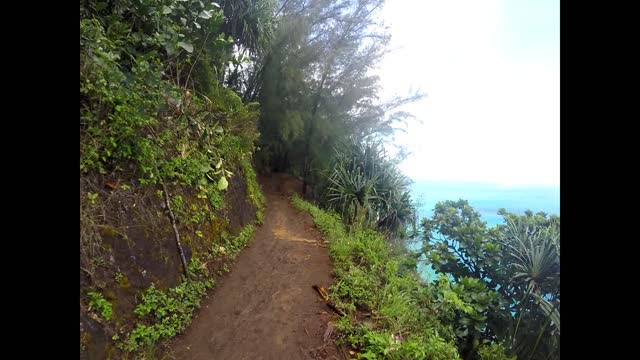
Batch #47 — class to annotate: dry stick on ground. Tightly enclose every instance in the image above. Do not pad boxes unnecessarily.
[299,345,312,360]
[310,343,330,352]
[336,345,349,360]
[80,266,93,277]
[312,285,346,316]
[323,323,335,343]
[162,182,191,282]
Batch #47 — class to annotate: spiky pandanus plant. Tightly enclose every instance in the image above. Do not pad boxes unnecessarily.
[326,159,380,226]
[374,166,415,235]
[325,138,415,236]
[500,217,560,360]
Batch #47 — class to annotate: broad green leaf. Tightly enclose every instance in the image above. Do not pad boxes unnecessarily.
[162,6,172,14]
[178,42,193,53]
[218,176,228,190]
[199,10,212,19]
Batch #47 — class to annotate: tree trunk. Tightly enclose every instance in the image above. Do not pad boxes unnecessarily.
[302,70,328,196]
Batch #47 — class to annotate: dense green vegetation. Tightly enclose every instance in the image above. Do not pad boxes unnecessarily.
[80,0,558,359]
[244,0,424,196]
[293,195,461,359]
[80,0,268,357]
[293,195,559,360]
[420,204,560,359]
[324,139,415,237]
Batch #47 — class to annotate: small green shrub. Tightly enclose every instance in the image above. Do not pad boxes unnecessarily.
[478,343,517,360]
[241,157,266,223]
[120,258,214,352]
[220,225,255,258]
[88,291,113,321]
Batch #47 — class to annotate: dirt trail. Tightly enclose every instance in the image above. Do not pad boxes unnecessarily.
[164,174,340,360]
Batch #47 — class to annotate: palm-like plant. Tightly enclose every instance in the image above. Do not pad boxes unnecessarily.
[377,189,415,234]
[503,219,559,295]
[220,0,275,55]
[500,217,560,360]
[326,160,380,226]
[325,138,415,236]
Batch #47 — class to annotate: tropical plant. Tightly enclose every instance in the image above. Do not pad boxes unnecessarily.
[80,0,266,356]
[292,195,462,360]
[498,216,560,359]
[420,203,560,360]
[325,139,415,237]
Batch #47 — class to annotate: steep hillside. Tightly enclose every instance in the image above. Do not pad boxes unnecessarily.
[79,2,271,357]
[80,156,263,359]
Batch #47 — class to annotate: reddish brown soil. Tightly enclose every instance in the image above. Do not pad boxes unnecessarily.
[163,174,341,359]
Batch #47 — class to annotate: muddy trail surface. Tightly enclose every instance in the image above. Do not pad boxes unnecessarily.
[164,174,341,360]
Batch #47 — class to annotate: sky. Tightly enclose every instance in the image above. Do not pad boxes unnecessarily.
[378,0,559,187]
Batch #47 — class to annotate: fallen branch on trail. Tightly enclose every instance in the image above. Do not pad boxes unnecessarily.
[313,285,346,316]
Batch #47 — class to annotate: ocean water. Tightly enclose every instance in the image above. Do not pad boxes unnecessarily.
[408,180,560,282]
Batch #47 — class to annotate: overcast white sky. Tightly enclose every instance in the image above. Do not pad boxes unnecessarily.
[378,0,559,187]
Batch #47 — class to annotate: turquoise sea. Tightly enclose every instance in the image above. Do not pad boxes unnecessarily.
[408,180,560,282]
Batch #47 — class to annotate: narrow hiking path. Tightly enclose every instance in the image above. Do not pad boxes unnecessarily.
[164,174,341,360]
